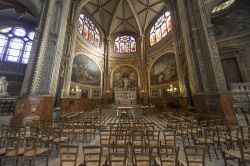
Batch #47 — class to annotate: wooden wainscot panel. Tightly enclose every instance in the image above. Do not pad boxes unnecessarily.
[12,96,55,125]
[149,96,181,110]
[219,93,238,125]
[67,98,102,113]
[193,93,237,124]
[60,97,69,114]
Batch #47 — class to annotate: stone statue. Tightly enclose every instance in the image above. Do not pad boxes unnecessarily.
[0,76,9,97]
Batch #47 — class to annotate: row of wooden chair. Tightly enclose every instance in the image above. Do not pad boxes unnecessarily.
[60,144,207,166]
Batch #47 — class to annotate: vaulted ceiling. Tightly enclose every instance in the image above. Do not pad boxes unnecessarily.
[82,0,168,36]
[0,0,43,25]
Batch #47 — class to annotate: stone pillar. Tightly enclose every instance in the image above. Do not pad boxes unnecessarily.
[31,0,71,95]
[21,0,49,96]
[140,36,148,104]
[175,0,237,123]
[169,1,186,97]
[61,0,79,97]
[103,37,111,96]
[14,0,72,123]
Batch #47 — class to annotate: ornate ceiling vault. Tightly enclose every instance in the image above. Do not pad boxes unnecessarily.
[82,0,168,36]
[0,0,43,18]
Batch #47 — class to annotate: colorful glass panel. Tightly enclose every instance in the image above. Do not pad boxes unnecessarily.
[113,35,136,54]
[22,41,32,64]
[0,26,35,64]
[150,11,172,46]
[6,38,23,62]
[77,13,101,47]
[0,35,8,60]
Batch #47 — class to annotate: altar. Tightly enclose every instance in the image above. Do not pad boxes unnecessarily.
[116,106,134,118]
[114,88,137,105]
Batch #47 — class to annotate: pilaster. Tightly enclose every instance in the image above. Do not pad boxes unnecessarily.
[139,35,148,103]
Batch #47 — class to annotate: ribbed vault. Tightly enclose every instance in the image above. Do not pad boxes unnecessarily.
[82,0,168,36]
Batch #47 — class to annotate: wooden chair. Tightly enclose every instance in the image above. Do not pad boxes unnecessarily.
[82,145,106,166]
[22,136,51,166]
[84,123,96,141]
[162,130,176,146]
[113,129,128,145]
[145,122,155,130]
[108,145,128,166]
[100,130,112,149]
[132,145,152,166]
[240,140,250,166]
[1,129,24,166]
[145,130,160,157]
[192,128,219,160]
[60,144,79,166]
[131,130,145,146]
[179,145,206,166]
[225,126,240,150]
[154,145,179,166]
[52,128,69,156]
[177,123,191,145]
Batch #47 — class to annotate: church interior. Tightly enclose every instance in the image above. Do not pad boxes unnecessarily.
[0,0,250,165]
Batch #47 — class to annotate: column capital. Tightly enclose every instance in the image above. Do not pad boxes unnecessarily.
[139,35,145,41]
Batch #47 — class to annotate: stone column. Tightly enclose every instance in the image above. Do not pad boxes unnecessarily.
[21,0,49,96]
[61,0,79,97]
[169,1,186,97]
[139,35,148,103]
[31,0,71,95]
[14,0,72,122]
[175,0,236,123]
[102,37,111,99]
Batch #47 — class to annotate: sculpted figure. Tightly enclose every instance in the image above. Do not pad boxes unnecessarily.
[0,76,9,97]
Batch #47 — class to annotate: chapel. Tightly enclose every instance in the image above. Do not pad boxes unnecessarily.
[0,0,249,165]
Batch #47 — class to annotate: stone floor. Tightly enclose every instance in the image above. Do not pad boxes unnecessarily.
[35,106,237,166]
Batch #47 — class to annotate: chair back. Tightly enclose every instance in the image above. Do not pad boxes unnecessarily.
[132,145,152,166]
[184,145,206,166]
[82,145,103,166]
[60,144,79,166]
[163,130,176,146]
[158,145,179,166]
[108,145,128,166]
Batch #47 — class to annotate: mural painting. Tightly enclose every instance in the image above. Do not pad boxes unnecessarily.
[71,55,101,86]
[113,66,138,89]
[150,53,177,86]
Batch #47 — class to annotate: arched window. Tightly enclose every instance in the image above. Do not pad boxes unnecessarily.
[150,11,172,46]
[77,13,101,47]
[114,35,136,53]
[0,26,35,64]
[212,0,236,14]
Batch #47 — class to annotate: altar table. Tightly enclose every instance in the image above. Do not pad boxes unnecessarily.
[116,106,134,118]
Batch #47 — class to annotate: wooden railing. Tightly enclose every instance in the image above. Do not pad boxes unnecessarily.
[230,83,250,126]
[230,83,250,103]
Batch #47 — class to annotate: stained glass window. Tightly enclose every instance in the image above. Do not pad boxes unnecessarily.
[114,35,136,53]
[150,11,172,46]
[0,26,34,64]
[212,0,236,14]
[77,13,101,47]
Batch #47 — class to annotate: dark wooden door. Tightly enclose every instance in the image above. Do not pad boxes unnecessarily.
[221,57,243,86]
